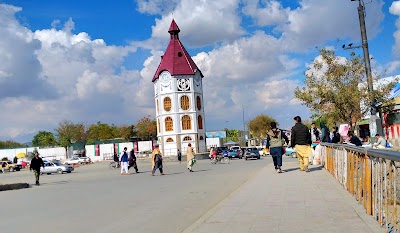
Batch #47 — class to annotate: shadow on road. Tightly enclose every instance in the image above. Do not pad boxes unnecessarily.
[282,167,300,173]
[40,181,69,186]
[191,169,210,173]
[310,166,323,172]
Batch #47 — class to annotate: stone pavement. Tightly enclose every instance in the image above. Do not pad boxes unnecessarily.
[183,157,385,233]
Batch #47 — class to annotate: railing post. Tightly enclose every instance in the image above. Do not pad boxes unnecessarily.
[364,156,372,215]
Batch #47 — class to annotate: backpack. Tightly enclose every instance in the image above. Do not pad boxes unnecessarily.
[386,140,392,148]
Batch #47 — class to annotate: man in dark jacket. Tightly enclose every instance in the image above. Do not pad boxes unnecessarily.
[291,116,312,172]
[128,149,139,173]
[30,152,44,185]
[348,131,362,146]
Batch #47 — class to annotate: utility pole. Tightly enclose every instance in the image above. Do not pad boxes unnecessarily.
[242,106,245,146]
[351,0,379,137]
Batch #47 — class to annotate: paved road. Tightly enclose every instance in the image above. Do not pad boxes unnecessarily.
[0,157,270,233]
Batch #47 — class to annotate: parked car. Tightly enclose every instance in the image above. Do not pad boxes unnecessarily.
[41,161,74,175]
[244,147,261,160]
[1,161,21,172]
[285,147,297,158]
[64,157,86,165]
[228,149,242,159]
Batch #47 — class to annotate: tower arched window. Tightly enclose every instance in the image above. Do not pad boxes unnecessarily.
[180,95,190,110]
[158,119,161,133]
[164,97,172,112]
[196,96,201,110]
[165,117,173,131]
[156,99,159,114]
[199,136,204,140]
[183,136,192,141]
[198,115,203,130]
[166,138,174,142]
[182,115,191,130]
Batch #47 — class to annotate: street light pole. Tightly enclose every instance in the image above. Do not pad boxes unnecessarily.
[352,0,379,137]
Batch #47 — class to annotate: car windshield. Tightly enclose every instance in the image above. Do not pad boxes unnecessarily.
[53,161,62,166]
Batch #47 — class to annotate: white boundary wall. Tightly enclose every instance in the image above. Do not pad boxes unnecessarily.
[0,147,67,161]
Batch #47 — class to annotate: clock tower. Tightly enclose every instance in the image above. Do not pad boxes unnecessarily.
[152,19,206,156]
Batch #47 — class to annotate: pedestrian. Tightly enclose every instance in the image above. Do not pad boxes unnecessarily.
[30,152,44,185]
[347,131,362,146]
[372,134,386,149]
[329,126,341,143]
[113,152,119,168]
[266,122,289,173]
[128,148,139,173]
[119,147,129,175]
[177,149,182,163]
[151,145,164,176]
[186,143,195,172]
[291,116,312,172]
[1,161,6,173]
[320,122,330,143]
[310,122,321,143]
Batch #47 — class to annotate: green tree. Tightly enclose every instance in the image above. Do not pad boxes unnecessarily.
[56,120,86,149]
[32,131,57,147]
[295,49,396,128]
[86,122,114,144]
[247,114,277,140]
[0,140,25,149]
[226,129,240,142]
[112,125,135,141]
[134,116,157,140]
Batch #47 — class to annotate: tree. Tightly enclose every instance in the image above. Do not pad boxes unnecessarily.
[226,129,240,143]
[86,122,114,144]
[111,124,135,141]
[247,114,277,140]
[134,116,157,140]
[32,131,57,147]
[56,120,86,149]
[295,49,396,128]
[0,140,25,149]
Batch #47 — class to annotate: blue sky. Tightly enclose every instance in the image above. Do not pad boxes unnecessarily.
[0,0,400,142]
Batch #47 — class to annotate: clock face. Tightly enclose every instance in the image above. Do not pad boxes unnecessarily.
[160,71,171,84]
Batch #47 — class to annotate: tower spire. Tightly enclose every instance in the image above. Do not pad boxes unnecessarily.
[168,19,180,39]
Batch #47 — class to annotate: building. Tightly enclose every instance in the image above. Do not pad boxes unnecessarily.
[382,83,400,148]
[152,19,206,156]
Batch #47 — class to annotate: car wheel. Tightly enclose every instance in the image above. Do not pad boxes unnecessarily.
[291,152,297,158]
[66,171,71,173]
[9,167,14,172]
[245,157,248,160]
[257,156,260,159]
[47,173,51,175]
[57,168,63,174]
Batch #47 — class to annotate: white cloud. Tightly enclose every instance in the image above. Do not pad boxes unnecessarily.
[280,0,384,51]
[242,0,290,27]
[390,1,400,57]
[149,0,244,47]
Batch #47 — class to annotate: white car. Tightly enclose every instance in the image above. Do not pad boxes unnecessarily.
[64,157,86,165]
[41,161,74,174]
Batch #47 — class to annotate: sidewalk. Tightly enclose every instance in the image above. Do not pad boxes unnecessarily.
[183,157,384,233]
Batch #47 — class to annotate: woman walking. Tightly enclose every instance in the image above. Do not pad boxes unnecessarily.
[266,122,289,173]
[151,145,164,176]
[186,143,195,172]
[177,149,182,163]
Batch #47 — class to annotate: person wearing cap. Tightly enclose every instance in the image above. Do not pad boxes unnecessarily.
[30,152,44,185]
[119,147,129,175]
[151,145,164,176]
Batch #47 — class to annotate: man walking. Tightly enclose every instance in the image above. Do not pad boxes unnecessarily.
[119,147,129,175]
[30,152,44,185]
[128,148,139,173]
[186,143,195,172]
[291,116,312,172]
[151,145,164,176]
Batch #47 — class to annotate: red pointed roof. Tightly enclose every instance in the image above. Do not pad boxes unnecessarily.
[152,20,203,82]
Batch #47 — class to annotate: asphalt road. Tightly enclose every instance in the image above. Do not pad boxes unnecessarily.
[0,157,270,233]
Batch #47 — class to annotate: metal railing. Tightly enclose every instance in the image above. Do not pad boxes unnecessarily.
[320,143,400,232]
